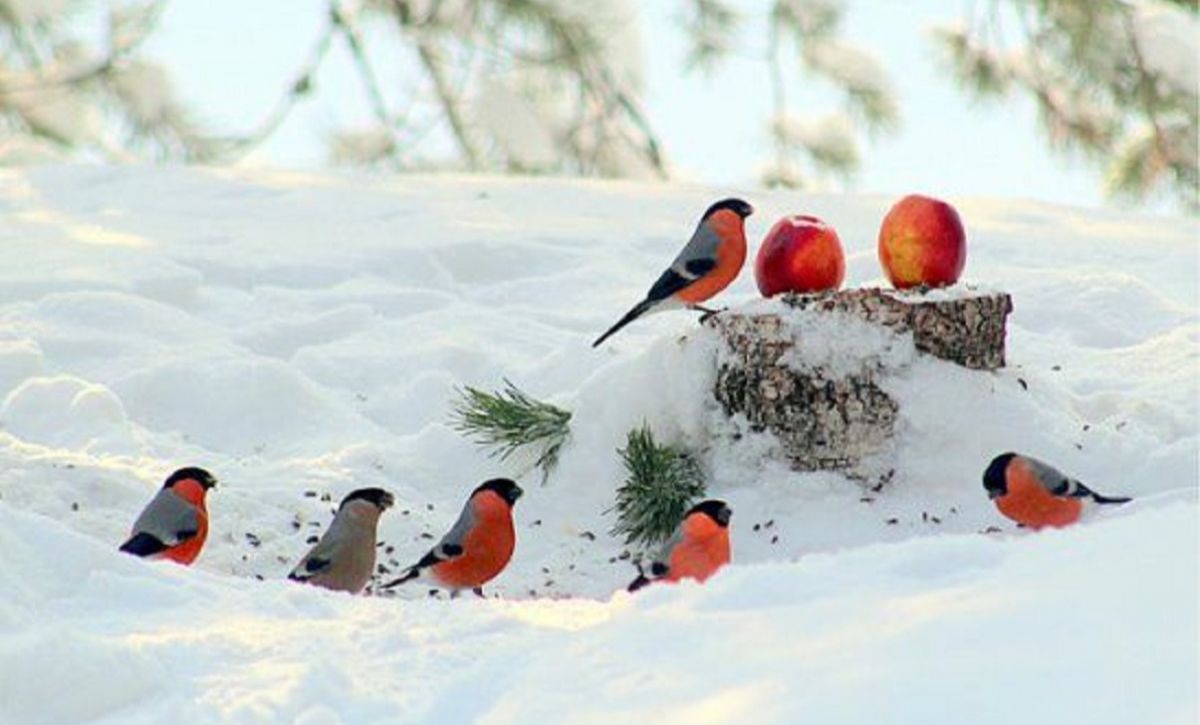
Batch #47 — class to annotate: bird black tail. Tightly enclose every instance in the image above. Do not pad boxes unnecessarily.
[1091,492,1133,505]
[627,573,652,592]
[593,299,655,348]
[119,532,167,558]
[381,566,421,589]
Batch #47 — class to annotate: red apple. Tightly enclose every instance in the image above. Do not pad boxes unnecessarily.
[755,215,846,297]
[877,194,966,289]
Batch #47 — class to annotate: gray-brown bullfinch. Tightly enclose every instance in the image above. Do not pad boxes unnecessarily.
[593,198,754,347]
[288,487,395,594]
[983,452,1131,529]
[119,467,218,565]
[382,479,522,598]
[628,499,732,592]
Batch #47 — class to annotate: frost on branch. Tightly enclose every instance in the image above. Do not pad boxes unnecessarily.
[708,288,1012,471]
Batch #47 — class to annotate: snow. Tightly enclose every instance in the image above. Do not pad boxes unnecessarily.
[0,164,1196,722]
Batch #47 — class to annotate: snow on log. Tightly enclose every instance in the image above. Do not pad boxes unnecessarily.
[707,288,1013,472]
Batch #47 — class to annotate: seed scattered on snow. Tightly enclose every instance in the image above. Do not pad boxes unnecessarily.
[306,535,319,544]
[886,518,899,525]
[579,531,595,541]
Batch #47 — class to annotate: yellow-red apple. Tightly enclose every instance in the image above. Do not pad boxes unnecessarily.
[755,215,846,297]
[877,194,966,289]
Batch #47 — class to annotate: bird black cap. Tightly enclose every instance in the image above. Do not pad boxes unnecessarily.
[686,499,732,527]
[164,467,218,490]
[983,453,1018,499]
[474,478,523,506]
[703,198,754,220]
[340,487,396,510]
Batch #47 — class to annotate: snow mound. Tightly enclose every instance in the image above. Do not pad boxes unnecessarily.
[0,165,1195,721]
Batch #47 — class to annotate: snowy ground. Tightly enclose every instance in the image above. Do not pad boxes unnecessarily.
[0,165,1196,723]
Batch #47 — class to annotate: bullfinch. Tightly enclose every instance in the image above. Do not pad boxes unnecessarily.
[382,478,523,597]
[628,499,732,592]
[119,467,218,565]
[593,198,754,347]
[288,487,395,594]
[983,452,1131,530]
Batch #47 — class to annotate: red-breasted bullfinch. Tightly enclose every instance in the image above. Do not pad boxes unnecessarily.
[288,487,395,594]
[118,467,218,565]
[628,499,732,592]
[382,478,523,597]
[593,198,754,347]
[983,452,1131,530]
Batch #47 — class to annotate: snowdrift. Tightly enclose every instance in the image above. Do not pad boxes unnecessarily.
[0,165,1195,722]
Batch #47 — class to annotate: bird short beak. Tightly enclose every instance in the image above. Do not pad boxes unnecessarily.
[381,492,396,509]
[987,490,1001,500]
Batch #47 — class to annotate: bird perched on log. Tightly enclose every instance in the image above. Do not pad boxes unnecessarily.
[593,198,753,347]
[983,452,1130,529]
[628,499,732,592]
[119,467,218,565]
[382,479,522,598]
[288,487,395,594]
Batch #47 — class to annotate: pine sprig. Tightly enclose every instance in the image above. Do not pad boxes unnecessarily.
[610,425,706,549]
[450,379,572,482]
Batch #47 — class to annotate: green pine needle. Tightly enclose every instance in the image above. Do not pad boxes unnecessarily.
[450,379,572,482]
[610,424,706,549]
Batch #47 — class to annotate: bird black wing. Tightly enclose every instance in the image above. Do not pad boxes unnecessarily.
[381,543,464,589]
[119,532,169,557]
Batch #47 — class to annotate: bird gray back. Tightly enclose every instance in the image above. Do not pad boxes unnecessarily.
[668,221,722,280]
[131,487,200,545]
[290,500,382,593]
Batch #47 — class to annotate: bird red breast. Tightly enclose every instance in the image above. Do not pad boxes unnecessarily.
[288,487,395,594]
[382,479,523,596]
[983,452,1131,530]
[118,467,218,565]
[628,500,732,592]
[593,198,753,347]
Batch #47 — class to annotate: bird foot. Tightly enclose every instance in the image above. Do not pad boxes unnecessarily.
[692,304,724,323]
[472,587,485,598]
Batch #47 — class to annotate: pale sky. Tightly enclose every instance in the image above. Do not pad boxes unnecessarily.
[142,0,1124,212]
